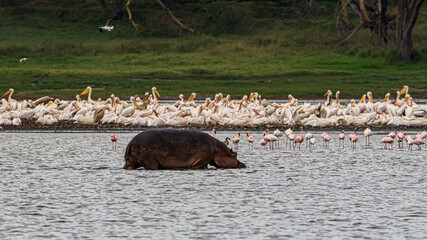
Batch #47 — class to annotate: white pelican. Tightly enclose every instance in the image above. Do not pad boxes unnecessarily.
[324,90,332,106]
[151,87,160,106]
[121,97,139,117]
[80,86,95,104]
[2,88,16,106]
[400,85,409,97]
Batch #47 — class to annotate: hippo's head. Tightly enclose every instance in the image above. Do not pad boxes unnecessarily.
[123,144,143,170]
[123,160,141,170]
[213,145,246,169]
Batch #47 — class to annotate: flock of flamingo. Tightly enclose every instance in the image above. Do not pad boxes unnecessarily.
[212,128,427,151]
[0,85,426,128]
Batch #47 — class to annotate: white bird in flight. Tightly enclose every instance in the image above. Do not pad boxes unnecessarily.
[20,58,28,63]
[99,19,114,33]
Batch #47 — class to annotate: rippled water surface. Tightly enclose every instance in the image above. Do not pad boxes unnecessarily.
[0,130,426,239]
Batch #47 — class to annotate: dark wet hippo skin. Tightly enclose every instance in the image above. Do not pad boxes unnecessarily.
[124,129,246,170]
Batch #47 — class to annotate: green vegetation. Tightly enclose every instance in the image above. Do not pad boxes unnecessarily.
[0,1,426,99]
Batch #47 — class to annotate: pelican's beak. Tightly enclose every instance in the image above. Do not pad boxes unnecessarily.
[324,90,330,96]
[80,87,90,96]
[400,86,407,95]
[55,99,59,104]
[46,101,52,107]
[131,98,138,108]
[153,88,160,98]
[187,93,196,102]
[360,95,365,103]
[2,89,12,97]
[77,95,82,101]
[249,93,257,99]
[143,94,149,102]
[299,109,304,113]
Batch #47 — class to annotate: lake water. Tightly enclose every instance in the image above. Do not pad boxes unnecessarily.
[0,130,426,239]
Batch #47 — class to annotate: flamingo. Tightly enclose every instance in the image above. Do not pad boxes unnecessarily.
[212,129,216,137]
[387,131,396,139]
[364,128,372,147]
[396,131,405,148]
[413,134,425,150]
[309,137,316,150]
[380,136,394,149]
[265,129,278,150]
[407,136,414,150]
[260,133,268,149]
[287,132,295,150]
[232,132,240,150]
[350,132,359,149]
[305,132,313,149]
[246,131,254,150]
[284,128,293,149]
[321,131,330,149]
[110,134,118,150]
[420,131,427,148]
[338,130,345,148]
[293,127,304,150]
[273,129,283,148]
[222,137,231,147]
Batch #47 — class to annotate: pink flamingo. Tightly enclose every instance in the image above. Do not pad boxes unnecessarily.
[348,132,355,143]
[396,131,405,148]
[413,134,425,150]
[380,136,394,149]
[293,127,304,150]
[350,132,359,149]
[212,129,216,137]
[321,131,330,149]
[232,132,240,150]
[364,128,372,147]
[246,131,254,150]
[338,130,345,148]
[260,133,268,149]
[387,131,396,139]
[266,129,278,150]
[284,129,293,149]
[287,132,295,150]
[110,134,118,149]
[407,136,414,150]
[421,131,427,148]
[309,137,316,150]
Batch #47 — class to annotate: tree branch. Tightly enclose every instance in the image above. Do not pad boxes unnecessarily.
[338,23,365,44]
[126,0,142,33]
[155,0,195,33]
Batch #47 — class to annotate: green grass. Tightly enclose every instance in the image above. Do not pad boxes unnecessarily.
[1,1,426,99]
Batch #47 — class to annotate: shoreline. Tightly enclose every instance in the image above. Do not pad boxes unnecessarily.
[1,119,425,133]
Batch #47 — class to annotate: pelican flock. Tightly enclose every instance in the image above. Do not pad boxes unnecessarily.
[0,85,426,129]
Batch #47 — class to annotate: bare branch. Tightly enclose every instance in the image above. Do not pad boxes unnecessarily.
[338,23,365,44]
[155,0,195,33]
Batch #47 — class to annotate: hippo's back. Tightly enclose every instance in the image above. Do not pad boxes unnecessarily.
[129,129,217,153]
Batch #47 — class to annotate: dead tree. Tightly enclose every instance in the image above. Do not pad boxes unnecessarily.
[396,0,425,60]
[338,0,393,44]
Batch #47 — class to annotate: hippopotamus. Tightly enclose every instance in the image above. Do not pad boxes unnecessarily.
[123,129,246,170]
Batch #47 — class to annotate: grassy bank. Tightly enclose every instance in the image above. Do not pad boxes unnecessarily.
[1,1,426,100]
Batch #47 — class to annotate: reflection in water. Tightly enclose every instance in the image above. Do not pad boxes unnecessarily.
[0,131,425,239]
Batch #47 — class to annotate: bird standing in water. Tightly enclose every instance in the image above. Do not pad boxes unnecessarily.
[111,134,118,150]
